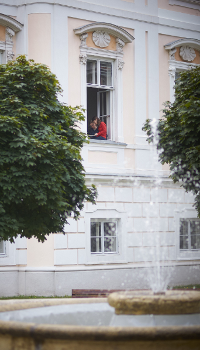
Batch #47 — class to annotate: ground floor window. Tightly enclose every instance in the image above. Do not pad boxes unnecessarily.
[91,220,118,253]
[0,240,5,255]
[180,219,200,250]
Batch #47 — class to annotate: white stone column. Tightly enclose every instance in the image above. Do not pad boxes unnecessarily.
[52,5,69,103]
[134,24,147,145]
[116,58,124,143]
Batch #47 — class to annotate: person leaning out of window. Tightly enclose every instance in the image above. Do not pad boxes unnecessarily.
[92,116,107,140]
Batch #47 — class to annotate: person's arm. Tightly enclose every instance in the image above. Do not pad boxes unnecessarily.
[96,123,107,137]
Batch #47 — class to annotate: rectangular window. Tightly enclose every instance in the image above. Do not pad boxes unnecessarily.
[90,220,117,253]
[0,240,5,255]
[87,59,113,140]
[0,51,2,65]
[180,219,200,250]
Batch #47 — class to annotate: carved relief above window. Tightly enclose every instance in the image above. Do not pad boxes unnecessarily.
[92,31,111,48]
[179,46,196,62]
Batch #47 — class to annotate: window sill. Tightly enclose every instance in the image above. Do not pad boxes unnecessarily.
[88,139,127,146]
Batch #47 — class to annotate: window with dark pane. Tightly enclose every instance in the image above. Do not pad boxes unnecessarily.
[190,220,200,249]
[100,61,112,86]
[91,222,101,253]
[90,220,117,253]
[87,59,113,139]
[87,60,97,84]
[180,219,200,250]
[104,222,117,252]
[0,240,5,254]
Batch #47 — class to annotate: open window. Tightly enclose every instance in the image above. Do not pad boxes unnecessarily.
[74,22,134,142]
[87,59,113,139]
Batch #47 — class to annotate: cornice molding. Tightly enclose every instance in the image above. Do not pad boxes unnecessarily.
[0,13,23,32]
[74,22,134,44]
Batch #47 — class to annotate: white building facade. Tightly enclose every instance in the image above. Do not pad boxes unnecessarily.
[0,0,200,296]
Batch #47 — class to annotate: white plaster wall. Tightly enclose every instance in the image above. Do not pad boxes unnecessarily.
[0,264,200,296]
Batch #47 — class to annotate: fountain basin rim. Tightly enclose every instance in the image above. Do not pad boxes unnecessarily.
[108,290,200,315]
[0,320,200,341]
[0,297,106,313]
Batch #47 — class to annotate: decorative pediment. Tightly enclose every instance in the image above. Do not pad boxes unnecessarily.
[165,38,200,61]
[74,22,134,45]
[0,13,23,32]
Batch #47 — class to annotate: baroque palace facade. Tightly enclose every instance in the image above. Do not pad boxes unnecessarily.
[0,0,200,296]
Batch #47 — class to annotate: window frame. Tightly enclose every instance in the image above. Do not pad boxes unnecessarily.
[169,61,198,103]
[86,57,114,140]
[87,58,114,88]
[180,218,200,251]
[90,218,118,254]
[78,43,125,142]
[85,208,127,264]
[175,208,200,260]
[0,240,6,256]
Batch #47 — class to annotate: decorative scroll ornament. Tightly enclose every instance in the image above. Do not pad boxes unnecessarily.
[168,65,176,78]
[92,31,110,48]
[169,48,177,60]
[116,38,125,53]
[7,50,14,61]
[79,53,87,65]
[118,59,124,70]
[80,33,88,47]
[6,27,15,42]
[179,46,196,62]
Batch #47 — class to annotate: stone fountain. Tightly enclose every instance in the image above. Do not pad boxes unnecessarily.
[0,289,200,350]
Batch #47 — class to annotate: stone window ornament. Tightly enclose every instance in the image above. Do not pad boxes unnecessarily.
[118,59,125,70]
[7,51,15,62]
[79,53,87,65]
[6,27,15,61]
[92,31,111,48]
[169,48,177,60]
[116,38,125,53]
[80,33,88,48]
[179,46,196,62]
[6,27,15,43]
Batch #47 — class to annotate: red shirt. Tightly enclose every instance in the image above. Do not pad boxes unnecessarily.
[97,122,107,139]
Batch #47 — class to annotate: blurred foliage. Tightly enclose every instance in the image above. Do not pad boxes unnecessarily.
[171,284,200,290]
[0,295,71,299]
[0,56,96,242]
[143,66,200,217]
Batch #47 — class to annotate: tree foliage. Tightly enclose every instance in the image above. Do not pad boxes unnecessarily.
[143,66,200,216]
[0,55,96,242]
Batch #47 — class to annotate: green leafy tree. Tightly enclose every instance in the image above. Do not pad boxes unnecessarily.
[0,55,96,242]
[143,66,200,216]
